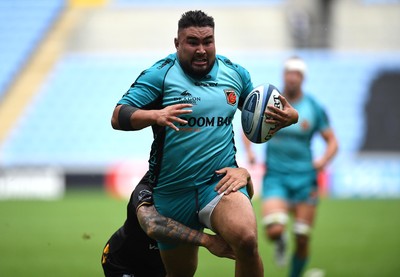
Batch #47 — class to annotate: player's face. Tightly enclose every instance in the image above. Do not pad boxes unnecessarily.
[175,26,216,78]
[284,70,303,96]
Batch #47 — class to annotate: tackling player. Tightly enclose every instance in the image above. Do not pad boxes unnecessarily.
[244,56,338,277]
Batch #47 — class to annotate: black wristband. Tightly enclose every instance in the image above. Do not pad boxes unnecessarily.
[118,104,138,131]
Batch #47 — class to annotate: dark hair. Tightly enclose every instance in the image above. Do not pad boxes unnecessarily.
[178,10,214,31]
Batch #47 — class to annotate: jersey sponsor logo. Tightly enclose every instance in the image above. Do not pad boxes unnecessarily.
[224,89,237,106]
[157,58,172,69]
[181,90,191,97]
[174,90,201,105]
[194,81,218,87]
[224,58,233,66]
[179,116,233,128]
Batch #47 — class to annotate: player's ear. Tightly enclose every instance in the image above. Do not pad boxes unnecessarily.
[174,37,179,50]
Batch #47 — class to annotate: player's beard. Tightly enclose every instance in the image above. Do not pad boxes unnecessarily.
[181,53,215,79]
[190,59,213,78]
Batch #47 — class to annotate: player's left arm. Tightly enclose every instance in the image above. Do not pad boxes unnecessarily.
[241,133,257,165]
[234,62,298,129]
[313,128,339,171]
[214,167,254,198]
[265,95,299,134]
[137,205,235,259]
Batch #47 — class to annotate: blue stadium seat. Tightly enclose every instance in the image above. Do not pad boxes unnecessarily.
[0,0,64,99]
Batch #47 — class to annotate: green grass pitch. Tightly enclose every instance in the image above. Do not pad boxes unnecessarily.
[0,189,399,276]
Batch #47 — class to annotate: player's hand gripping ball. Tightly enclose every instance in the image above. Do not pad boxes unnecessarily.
[241,83,283,143]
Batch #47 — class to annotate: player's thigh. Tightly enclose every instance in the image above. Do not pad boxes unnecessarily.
[294,202,316,225]
[262,198,289,217]
[291,172,318,225]
[211,191,257,244]
[159,244,198,277]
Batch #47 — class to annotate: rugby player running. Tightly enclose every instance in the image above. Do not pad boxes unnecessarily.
[111,10,298,277]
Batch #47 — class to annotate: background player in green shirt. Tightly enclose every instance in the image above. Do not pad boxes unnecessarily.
[244,56,338,277]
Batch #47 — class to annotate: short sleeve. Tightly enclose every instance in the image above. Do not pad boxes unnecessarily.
[117,56,176,109]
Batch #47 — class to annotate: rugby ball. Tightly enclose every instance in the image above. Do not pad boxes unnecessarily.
[241,83,282,143]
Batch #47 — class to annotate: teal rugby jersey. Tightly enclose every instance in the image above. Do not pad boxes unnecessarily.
[266,94,330,174]
[117,53,254,191]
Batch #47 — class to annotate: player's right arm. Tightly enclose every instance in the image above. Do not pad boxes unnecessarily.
[137,204,235,259]
[111,103,192,131]
[111,55,193,131]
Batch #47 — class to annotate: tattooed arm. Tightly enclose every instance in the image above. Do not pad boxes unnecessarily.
[137,204,235,259]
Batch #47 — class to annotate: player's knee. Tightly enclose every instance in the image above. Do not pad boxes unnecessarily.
[216,221,259,258]
[262,212,288,240]
[233,229,259,257]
